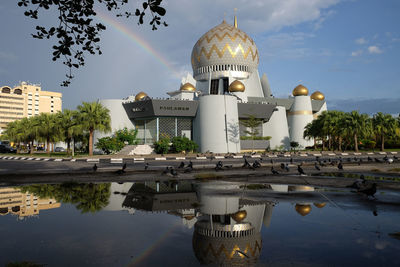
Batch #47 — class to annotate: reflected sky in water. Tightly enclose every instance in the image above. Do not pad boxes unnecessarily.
[0,181,399,266]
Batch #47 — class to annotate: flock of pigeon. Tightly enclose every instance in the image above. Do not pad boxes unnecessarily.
[91,154,397,199]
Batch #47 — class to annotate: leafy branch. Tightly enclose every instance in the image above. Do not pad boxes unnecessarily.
[17,0,167,87]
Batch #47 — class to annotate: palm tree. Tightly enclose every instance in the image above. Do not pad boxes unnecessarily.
[372,112,397,151]
[344,111,371,152]
[35,113,61,154]
[19,117,39,155]
[76,102,111,156]
[304,120,322,150]
[57,109,82,155]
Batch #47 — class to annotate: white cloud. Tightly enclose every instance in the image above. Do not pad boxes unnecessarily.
[368,45,383,54]
[355,37,367,45]
[351,50,363,57]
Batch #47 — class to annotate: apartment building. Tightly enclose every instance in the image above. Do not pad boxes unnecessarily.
[0,82,62,133]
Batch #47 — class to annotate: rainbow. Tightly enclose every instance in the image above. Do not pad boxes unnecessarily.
[96,10,181,78]
[127,223,180,266]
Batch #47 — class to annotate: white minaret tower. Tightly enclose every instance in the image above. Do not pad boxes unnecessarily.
[288,84,314,148]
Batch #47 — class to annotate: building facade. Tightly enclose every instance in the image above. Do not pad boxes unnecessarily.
[0,82,62,133]
[95,16,327,152]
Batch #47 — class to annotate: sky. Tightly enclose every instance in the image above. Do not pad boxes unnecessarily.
[0,0,399,114]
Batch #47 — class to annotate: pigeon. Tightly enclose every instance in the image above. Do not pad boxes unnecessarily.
[347,175,366,189]
[144,163,149,170]
[178,161,185,168]
[284,163,290,172]
[271,166,279,175]
[170,168,178,177]
[280,163,285,170]
[386,158,394,164]
[374,158,383,163]
[253,160,261,168]
[368,156,373,162]
[162,166,170,175]
[187,160,193,168]
[215,161,223,171]
[338,162,343,170]
[184,166,193,173]
[224,165,233,169]
[242,158,251,168]
[298,165,305,175]
[358,183,377,198]
[314,162,321,171]
[290,157,294,164]
[93,164,97,172]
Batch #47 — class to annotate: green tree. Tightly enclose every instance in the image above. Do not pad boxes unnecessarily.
[372,112,398,151]
[171,136,198,153]
[303,119,322,150]
[35,113,62,154]
[240,115,263,152]
[290,141,299,151]
[57,109,83,155]
[76,102,111,156]
[153,137,170,154]
[114,127,139,145]
[343,111,371,152]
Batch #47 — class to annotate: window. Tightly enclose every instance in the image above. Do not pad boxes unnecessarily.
[223,78,229,93]
[13,89,22,95]
[210,79,219,95]
[1,87,11,94]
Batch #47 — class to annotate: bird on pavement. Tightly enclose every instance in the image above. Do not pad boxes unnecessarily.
[215,161,223,171]
[242,158,251,168]
[298,165,305,175]
[253,160,261,168]
[178,161,185,168]
[184,166,193,173]
[271,166,279,175]
[187,161,193,169]
[284,163,290,172]
[290,157,294,164]
[122,163,127,171]
[358,183,377,199]
[280,163,285,170]
[93,164,97,172]
[314,162,321,171]
[347,174,366,190]
[162,166,170,175]
[144,163,149,170]
[338,162,343,170]
[170,167,178,177]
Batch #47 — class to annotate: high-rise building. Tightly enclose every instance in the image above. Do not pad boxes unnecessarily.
[0,82,62,133]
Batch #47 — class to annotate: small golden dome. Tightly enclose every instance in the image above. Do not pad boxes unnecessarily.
[293,84,309,96]
[135,92,148,101]
[180,83,196,92]
[184,215,196,220]
[231,210,247,223]
[228,80,245,92]
[310,91,325,101]
[295,204,311,216]
[313,202,326,208]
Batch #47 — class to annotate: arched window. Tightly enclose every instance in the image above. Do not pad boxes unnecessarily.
[13,88,22,95]
[1,87,11,94]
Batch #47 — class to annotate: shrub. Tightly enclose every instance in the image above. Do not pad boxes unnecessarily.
[171,136,198,153]
[290,141,299,150]
[95,136,124,154]
[114,128,139,145]
[153,137,170,154]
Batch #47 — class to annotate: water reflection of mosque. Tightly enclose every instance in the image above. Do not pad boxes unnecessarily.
[107,181,326,266]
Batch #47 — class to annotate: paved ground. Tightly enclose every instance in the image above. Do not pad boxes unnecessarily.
[0,153,399,189]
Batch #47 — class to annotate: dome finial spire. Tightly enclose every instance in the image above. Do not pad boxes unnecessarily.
[234,8,238,28]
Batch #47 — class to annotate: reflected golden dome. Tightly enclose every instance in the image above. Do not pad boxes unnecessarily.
[295,204,311,216]
[231,210,247,223]
[228,80,245,92]
[135,92,148,101]
[310,91,325,101]
[314,202,326,208]
[180,83,196,92]
[293,84,309,96]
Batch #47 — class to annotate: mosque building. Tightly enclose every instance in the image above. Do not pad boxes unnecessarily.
[94,16,327,153]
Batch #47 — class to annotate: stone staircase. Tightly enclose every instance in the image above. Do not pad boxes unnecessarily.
[116,145,153,155]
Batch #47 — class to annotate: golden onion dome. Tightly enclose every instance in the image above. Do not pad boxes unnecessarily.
[180,82,196,92]
[228,80,245,92]
[313,202,326,208]
[292,84,309,96]
[135,91,148,101]
[184,215,196,220]
[310,91,325,101]
[295,204,311,216]
[231,210,247,223]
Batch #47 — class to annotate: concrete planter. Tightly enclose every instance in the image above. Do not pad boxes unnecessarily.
[240,140,270,150]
